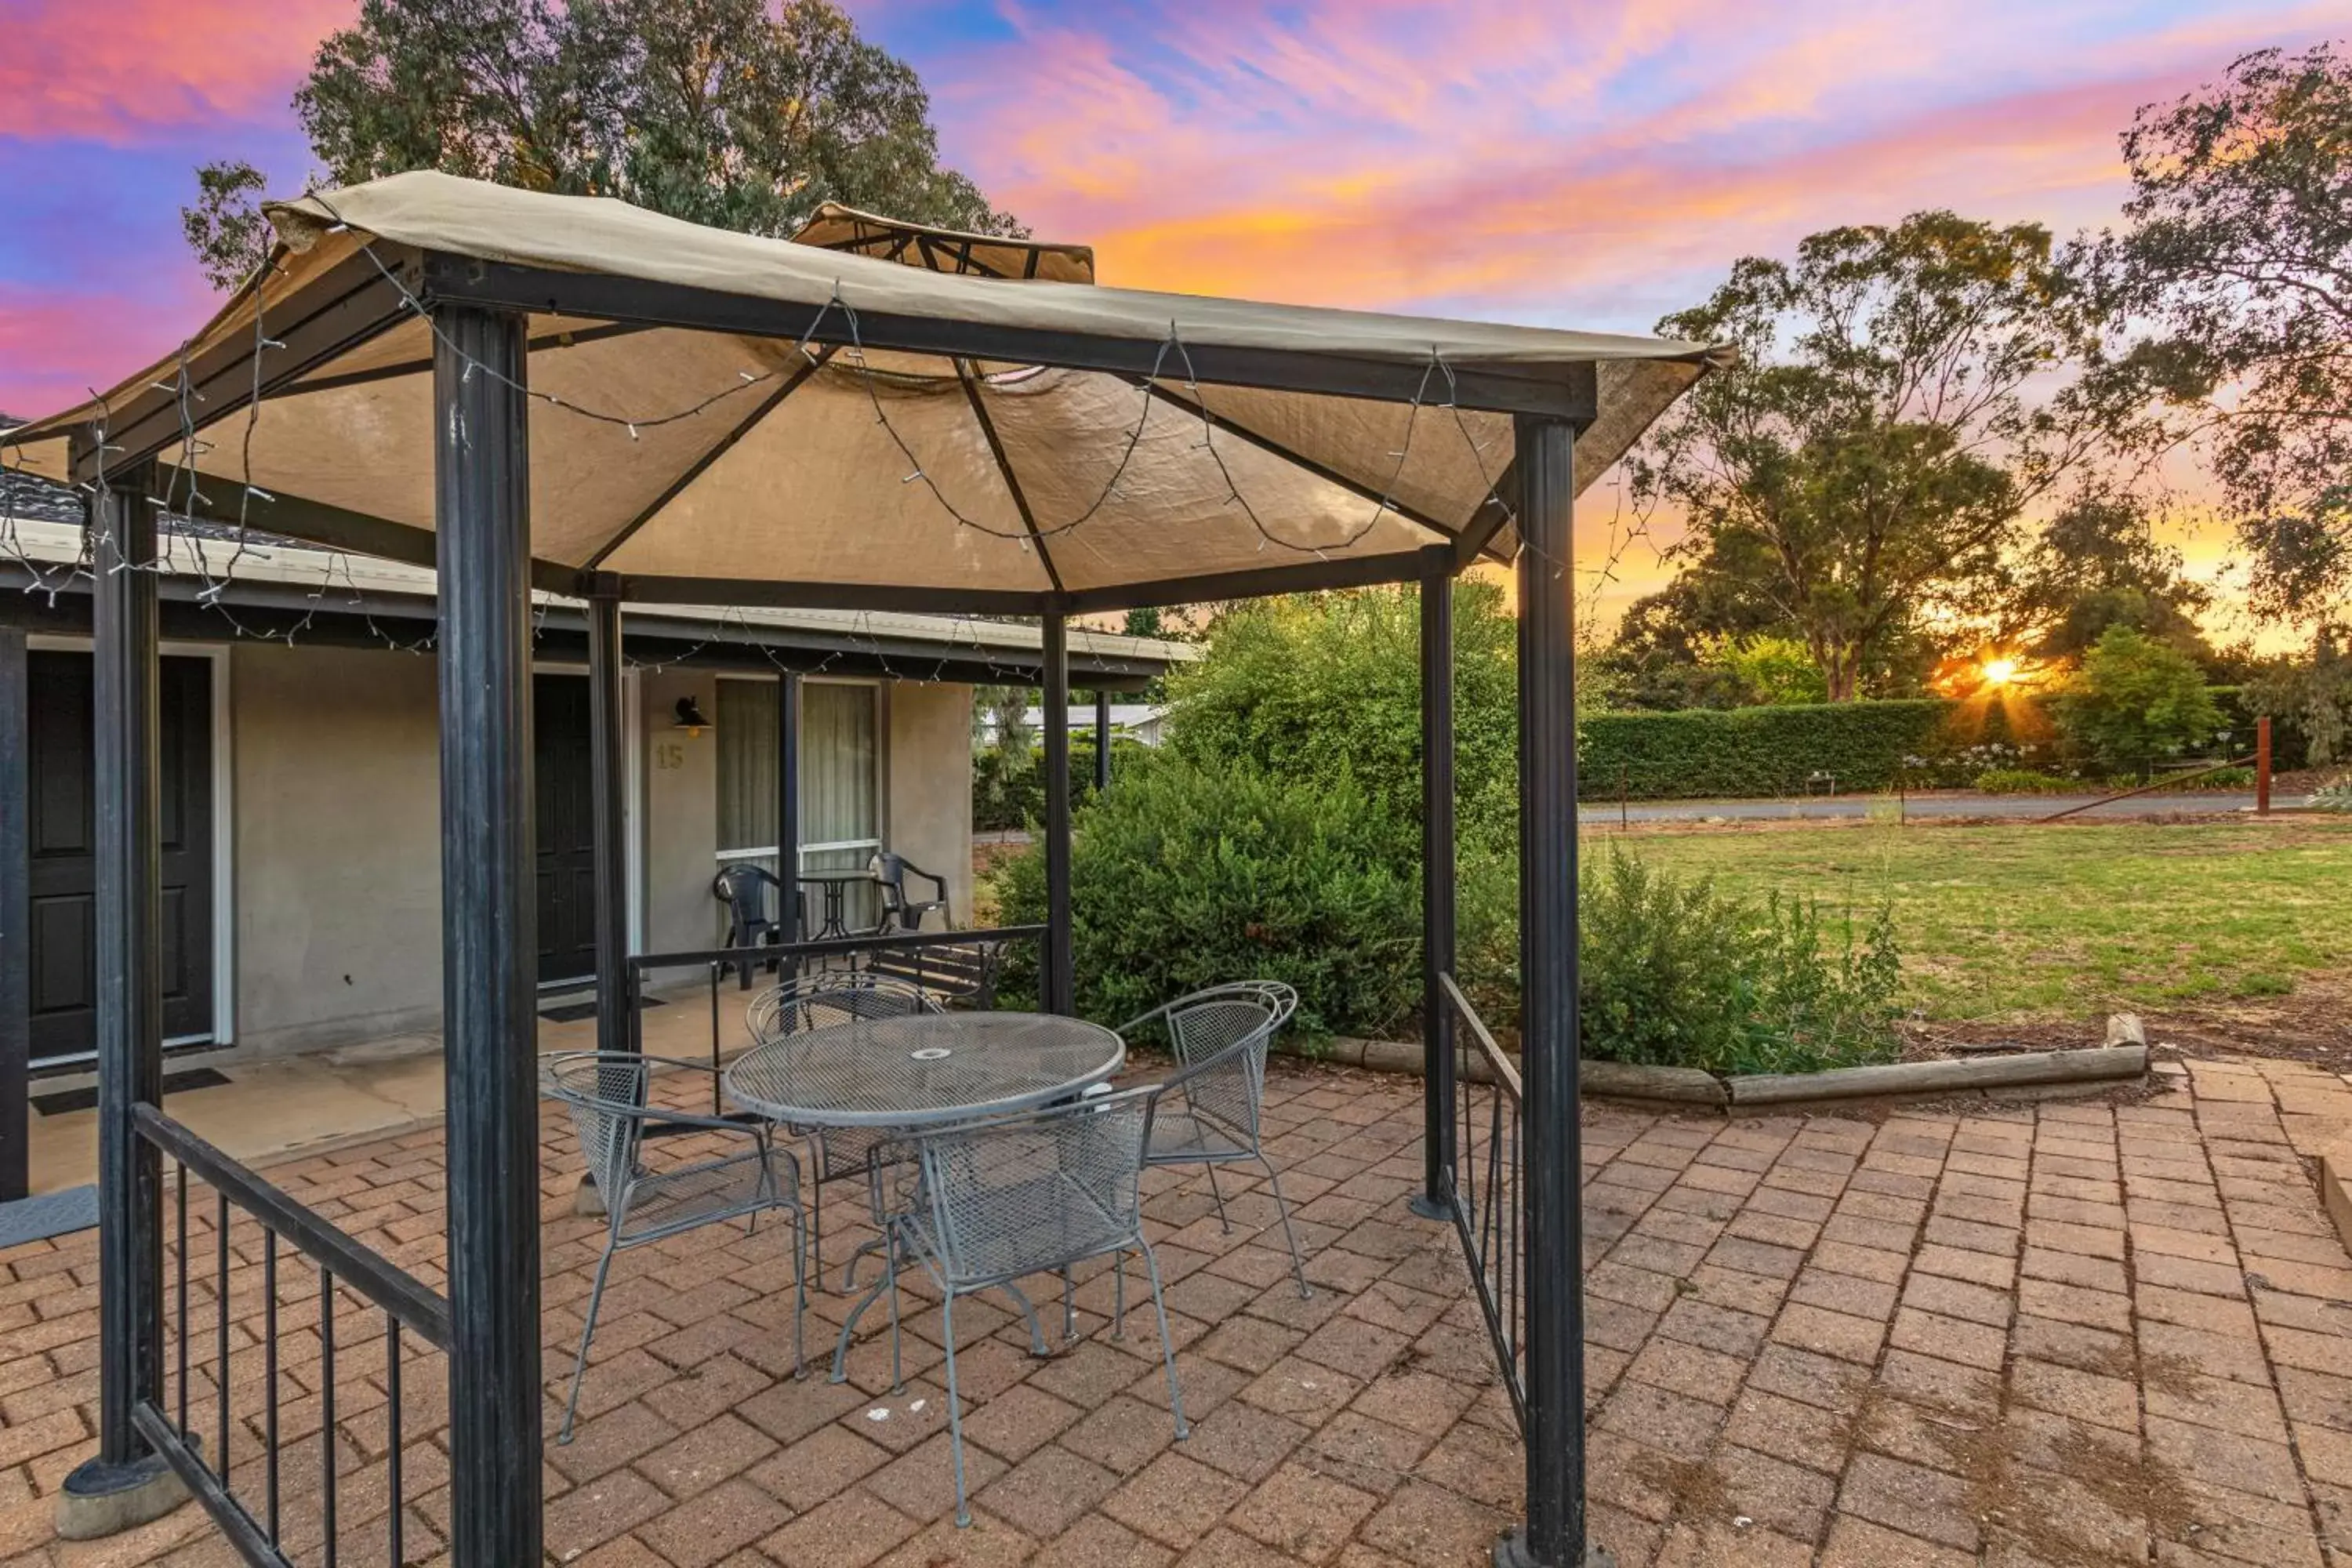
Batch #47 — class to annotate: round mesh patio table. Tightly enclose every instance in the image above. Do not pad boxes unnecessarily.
[722,1011,1125,1128]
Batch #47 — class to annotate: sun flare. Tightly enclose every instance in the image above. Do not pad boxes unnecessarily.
[1981,657,2019,687]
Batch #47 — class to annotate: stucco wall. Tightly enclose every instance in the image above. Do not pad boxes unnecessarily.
[228,642,443,1055]
[639,667,724,953]
[886,682,975,926]
[217,653,969,1055]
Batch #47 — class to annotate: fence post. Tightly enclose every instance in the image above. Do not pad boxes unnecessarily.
[2256,717,2272,815]
[1414,546,1457,1220]
[1508,415,1606,1567]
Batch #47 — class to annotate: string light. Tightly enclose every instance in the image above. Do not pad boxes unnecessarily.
[0,191,1670,691]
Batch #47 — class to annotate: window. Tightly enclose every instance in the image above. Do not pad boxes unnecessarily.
[716,677,883,931]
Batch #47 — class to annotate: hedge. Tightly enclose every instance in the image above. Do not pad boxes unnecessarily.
[1577,700,1958,800]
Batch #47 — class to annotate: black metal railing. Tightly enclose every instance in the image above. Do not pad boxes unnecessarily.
[134,1105,450,1566]
[1437,972,1526,1429]
[622,925,1049,1115]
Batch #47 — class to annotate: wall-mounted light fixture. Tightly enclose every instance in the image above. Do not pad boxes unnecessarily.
[672,695,713,738]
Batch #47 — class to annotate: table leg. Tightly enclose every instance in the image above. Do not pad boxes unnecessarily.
[829,1250,898,1384]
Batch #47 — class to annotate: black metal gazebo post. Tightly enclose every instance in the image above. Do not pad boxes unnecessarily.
[1414,543,1457,1219]
[60,451,178,1532]
[1093,689,1112,795]
[0,607,27,1205]
[778,672,802,941]
[1509,415,1599,1567]
[1040,612,1073,1014]
[433,303,543,1566]
[587,588,630,1057]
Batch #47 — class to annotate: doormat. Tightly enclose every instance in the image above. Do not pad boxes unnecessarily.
[0,1185,99,1247]
[32,1067,234,1118]
[539,996,668,1025]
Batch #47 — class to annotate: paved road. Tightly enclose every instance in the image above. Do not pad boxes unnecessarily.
[1577,790,2260,823]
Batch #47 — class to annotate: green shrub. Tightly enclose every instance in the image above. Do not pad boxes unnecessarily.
[2308,777,2352,811]
[2190,765,2256,788]
[992,757,1904,1075]
[1696,633,1830,705]
[1577,700,1962,800]
[2053,626,2223,771]
[1973,768,2083,794]
[1163,582,1523,840]
[1578,850,1902,1076]
[991,761,1423,1038]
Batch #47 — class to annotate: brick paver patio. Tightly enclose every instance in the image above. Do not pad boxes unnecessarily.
[0,1051,2347,1566]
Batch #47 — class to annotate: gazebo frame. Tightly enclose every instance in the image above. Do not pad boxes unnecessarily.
[44,230,1621,1566]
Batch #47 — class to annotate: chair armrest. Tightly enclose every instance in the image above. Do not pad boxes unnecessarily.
[575,1055,771,1140]
[1110,1000,1173,1039]
[643,1108,774,1142]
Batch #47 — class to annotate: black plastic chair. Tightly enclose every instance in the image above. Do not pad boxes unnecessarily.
[869,852,949,933]
[713,863,801,988]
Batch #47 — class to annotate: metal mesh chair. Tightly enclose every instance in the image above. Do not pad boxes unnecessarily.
[543,1051,806,1443]
[895,1087,1186,1526]
[744,973,941,1287]
[1120,981,1310,1297]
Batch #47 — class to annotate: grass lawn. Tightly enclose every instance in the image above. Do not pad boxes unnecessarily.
[1606,817,2352,1024]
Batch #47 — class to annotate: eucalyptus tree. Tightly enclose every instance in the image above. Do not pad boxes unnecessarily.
[1631,212,2115,700]
[184,0,1017,289]
[2081,44,2352,621]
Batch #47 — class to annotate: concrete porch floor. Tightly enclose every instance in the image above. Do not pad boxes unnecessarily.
[24,984,746,1196]
[0,1049,2349,1566]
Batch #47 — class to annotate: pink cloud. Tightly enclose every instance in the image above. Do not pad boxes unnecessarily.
[0,281,208,419]
[0,0,350,141]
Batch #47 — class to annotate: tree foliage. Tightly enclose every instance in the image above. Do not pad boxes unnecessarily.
[2002,492,2214,663]
[2053,624,2223,770]
[1632,212,2113,700]
[183,0,1016,289]
[2083,45,2352,619]
[2242,630,2352,765]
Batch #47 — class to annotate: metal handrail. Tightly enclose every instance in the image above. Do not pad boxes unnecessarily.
[1439,972,1519,1100]
[1436,973,1526,1432]
[134,1104,452,1349]
[626,924,1048,977]
[134,1101,441,1566]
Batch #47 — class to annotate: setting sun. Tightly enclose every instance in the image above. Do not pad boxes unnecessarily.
[1981,657,2020,687]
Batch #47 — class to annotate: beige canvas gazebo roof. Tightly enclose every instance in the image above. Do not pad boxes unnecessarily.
[3,170,1723,613]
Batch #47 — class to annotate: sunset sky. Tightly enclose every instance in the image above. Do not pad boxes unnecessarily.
[4,0,2346,640]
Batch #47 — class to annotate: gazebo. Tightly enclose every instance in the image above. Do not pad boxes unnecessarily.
[1,171,1719,1567]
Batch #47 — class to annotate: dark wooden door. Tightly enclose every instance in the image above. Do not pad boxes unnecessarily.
[534,673,598,985]
[28,652,216,1063]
